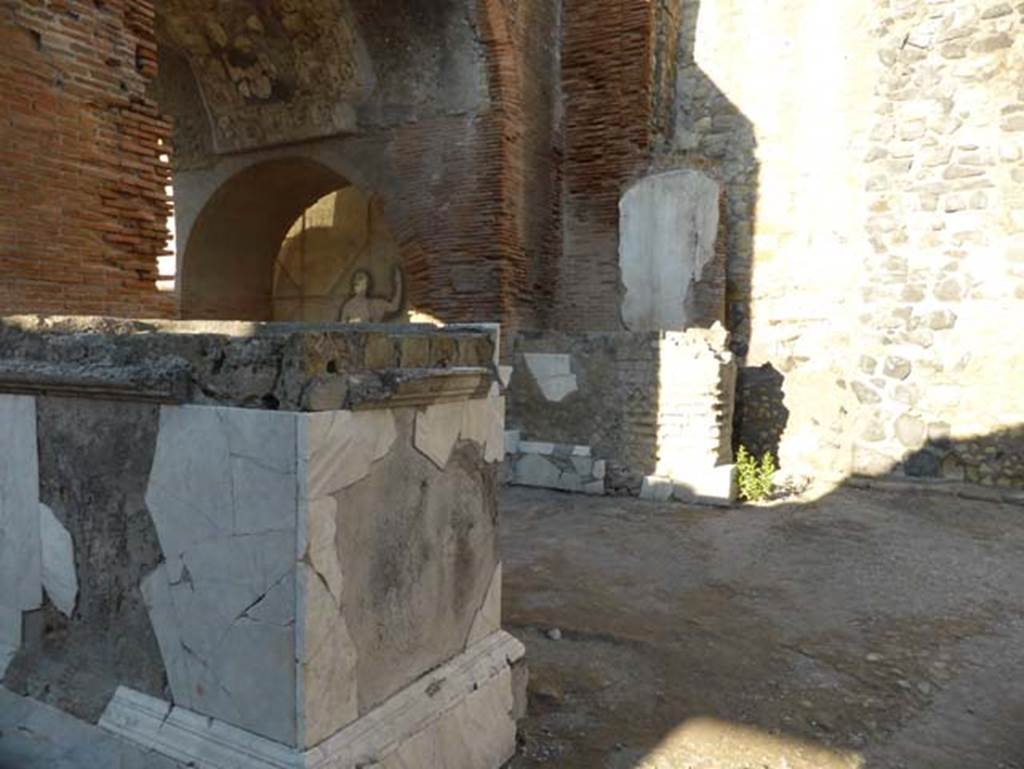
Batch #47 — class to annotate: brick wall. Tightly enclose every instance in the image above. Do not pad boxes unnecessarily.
[554,0,660,331]
[0,1,174,318]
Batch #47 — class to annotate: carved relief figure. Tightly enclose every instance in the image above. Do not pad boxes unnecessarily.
[339,268,404,323]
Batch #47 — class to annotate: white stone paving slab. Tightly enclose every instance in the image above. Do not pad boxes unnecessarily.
[0,687,185,769]
[518,441,556,456]
[38,503,78,618]
[514,454,561,489]
[504,430,521,455]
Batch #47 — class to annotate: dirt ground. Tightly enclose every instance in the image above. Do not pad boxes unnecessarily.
[501,485,1024,769]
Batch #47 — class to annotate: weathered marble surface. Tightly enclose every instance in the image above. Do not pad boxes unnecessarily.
[144,405,300,746]
[0,395,41,616]
[38,503,77,618]
[299,403,501,747]
[136,395,505,749]
[619,170,722,332]
[1,322,514,764]
[5,398,167,722]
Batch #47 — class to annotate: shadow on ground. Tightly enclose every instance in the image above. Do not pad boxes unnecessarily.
[501,482,1024,769]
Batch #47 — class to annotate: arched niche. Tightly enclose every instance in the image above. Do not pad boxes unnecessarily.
[180,158,349,320]
[272,187,404,323]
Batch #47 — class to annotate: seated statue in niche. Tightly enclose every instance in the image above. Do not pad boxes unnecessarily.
[339,267,404,323]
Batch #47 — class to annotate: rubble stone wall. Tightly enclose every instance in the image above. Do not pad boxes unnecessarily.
[669,0,1024,488]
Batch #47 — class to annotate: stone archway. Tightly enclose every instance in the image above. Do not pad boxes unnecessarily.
[179,158,348,320]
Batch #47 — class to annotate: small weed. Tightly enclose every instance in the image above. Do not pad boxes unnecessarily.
[737,445,776,502]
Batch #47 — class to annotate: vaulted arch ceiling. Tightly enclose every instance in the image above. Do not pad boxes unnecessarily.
[157,0,373,153]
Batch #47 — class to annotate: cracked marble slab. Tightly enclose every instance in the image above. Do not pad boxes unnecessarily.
[0,394,42,614]
[144,405,300,746]
[414,401,464,469]
[303,410,397,498]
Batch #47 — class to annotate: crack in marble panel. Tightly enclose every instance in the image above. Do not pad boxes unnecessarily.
[144,405,300,746]
[466,563,502,648]
[459,396,506,464]
[298,562,359,749]
[304,410,397,498]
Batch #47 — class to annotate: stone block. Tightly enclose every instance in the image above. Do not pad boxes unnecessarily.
[519,441,556,456]
[672,465,738,507]
[504,430,521,455]
[639,476,675,502]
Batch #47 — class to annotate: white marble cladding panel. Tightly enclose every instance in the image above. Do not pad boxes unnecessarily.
[143,405,300,747]
[141,400,503,751]
[0,395,42,617]
[39,502,78,618]
[298,403,501,749]
[297,409,397,748]
[620,169,721,332]
[415,396,506,469]
[523,354,578,403]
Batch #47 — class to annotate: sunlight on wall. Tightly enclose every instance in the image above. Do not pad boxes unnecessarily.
[158,148,177,293]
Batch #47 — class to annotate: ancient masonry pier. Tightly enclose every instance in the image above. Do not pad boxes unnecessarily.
[0,317,524,769]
